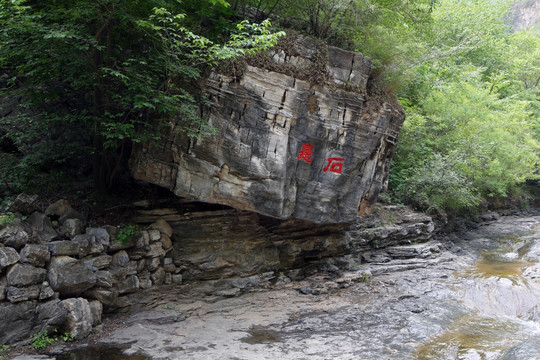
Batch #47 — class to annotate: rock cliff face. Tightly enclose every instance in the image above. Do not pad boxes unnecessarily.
[130,35,404,224]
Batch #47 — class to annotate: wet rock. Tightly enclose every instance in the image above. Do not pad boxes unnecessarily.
[7,263,47,286]
[26,212,58,243]
[62,297,94,339]
[19,244,50,267]
[0,245,20,269]
[60,218,84,238]
[150,219,173,237]
[9,194,38,215]
[111,250,129,267]
[0,225,29,250]
[72,234,104,258]
[48,256,96,296]
[126,309,186,325]
[48,240,79,256]
[86,227,111,248]
[6,285,40,302]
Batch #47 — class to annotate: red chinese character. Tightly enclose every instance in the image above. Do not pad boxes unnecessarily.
[323,157,344,173]
[297,144,314,163]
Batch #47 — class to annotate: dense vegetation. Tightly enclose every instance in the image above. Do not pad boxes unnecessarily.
[0,0,538,214]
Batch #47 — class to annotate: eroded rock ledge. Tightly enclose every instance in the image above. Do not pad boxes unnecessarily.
[130,35,404,224]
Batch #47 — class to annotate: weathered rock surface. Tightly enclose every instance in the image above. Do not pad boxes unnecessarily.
[62,297,96,339]
[130,35,404,224]
[0,245,20,269]
[20,244,51,267]
[134,204,433,280]
[48,256,96,296]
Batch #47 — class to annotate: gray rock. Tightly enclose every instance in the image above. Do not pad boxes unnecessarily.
[84,288,119,308]
[20,244,51,267]
[136,231,150,249]
[172,274,183,284]
[86,227,110,248]
[138,271,152,290]
[39,281,55,300]
[60,218,84,238]
[148,229,161,242]
[0,245,20,269]
[150,219,173,237]
[9,194,38,215]
[145,242,165,258]
[84,254,112,270]
[89,300,103,326]
[164,272,172,284]
[48,256,96,296]
[0,225,29,250]
[126,261,138,276]
[36,298,67,332]
[6,285,40,302]
[117,275,139,294]
[130,36,404,224]
[43,200,86,225]
[62,298,93,339]
[0,276,6,300]
[146,257,161,272]
[7,263,47,286]
[161,234,172,250]
[72,234,104,257]
[151,268,165,285]
[111,250,129,267]
[26,212,58,243]
[95,270,114,288]
[44,199,71,218]
[48,240,79,256]
[0,301,35,344]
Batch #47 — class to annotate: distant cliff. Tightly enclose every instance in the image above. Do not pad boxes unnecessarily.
[130,34,404,224]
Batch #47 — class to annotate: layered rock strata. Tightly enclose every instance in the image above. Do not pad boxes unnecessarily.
[130,35,404,224]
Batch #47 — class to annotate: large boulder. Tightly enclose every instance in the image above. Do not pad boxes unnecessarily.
[130,35,404,224]
[48,256,96,296]
[0,299,66,345]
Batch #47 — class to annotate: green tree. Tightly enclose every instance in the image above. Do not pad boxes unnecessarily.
[0,0,283,193]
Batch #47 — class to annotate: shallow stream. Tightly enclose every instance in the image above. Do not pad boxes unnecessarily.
[418,224,540,359]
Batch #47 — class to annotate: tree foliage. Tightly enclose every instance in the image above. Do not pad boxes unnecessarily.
[0,0,283,193]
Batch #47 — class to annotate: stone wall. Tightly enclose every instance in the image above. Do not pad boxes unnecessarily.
[0,196,179,345]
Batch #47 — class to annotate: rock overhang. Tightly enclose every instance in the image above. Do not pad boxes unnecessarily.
[130,35,404,224]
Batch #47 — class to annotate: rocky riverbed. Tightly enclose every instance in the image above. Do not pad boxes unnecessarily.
[13,212,538,360]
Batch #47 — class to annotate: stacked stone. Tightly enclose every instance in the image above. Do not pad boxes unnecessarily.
[0,194,179,345]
